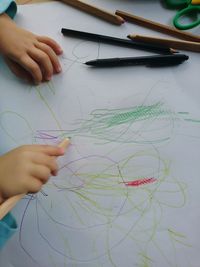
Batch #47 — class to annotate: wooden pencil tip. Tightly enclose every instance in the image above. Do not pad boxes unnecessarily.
[171,48,178,53]
[127,34,137,39]
[59,138,70,150]
[127,34,136,39]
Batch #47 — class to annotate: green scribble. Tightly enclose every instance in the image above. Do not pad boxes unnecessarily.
[184,118,200,123]
[39,101,200,145]
[71,102,175,144]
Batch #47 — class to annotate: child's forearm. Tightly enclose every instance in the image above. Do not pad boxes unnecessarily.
[0,0,17,53]
[0,13,15,53]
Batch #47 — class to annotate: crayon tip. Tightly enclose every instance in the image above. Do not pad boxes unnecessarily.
[58,138,71,150]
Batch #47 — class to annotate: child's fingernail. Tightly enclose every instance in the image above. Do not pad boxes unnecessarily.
[46,76,52,81]
[59,148,65,154]
[58,48,63,53]
[57,66,62,73]
[52,170,58,176]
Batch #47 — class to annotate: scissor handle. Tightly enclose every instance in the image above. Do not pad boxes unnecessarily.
[173,5,200,30]
[165,0,189,9]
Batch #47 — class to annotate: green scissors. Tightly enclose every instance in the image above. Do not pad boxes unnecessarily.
[165,0,200,30]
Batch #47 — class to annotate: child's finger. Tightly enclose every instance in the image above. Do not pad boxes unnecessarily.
[4,57,33,82]
[35,42,62,73]
[17,54,43,84]
[37,36,63,55]
[43,146,65,156]
[28,48,54,81]
[32,154,58,175]
[27,178,43,194]
[31,165,51,183]
[23,145,65,156]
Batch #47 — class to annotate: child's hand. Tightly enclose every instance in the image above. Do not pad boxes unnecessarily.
[0,14,63,84]
[0,144,65,203]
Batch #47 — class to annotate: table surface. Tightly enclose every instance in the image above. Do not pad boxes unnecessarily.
[1,1,200,267]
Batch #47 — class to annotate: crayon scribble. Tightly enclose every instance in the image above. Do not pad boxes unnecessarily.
[0,81,199,267]
[33,100,200,145]
[122,177,157,187]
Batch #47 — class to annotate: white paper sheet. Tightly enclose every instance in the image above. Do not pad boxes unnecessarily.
[0,1,200,266]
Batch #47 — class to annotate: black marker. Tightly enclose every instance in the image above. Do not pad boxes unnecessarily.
[85,54,189,67]
[61,28,176,54]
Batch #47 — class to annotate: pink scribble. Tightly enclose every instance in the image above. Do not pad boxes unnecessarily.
[122,178,157,187]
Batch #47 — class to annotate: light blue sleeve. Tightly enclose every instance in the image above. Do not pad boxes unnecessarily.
[0,213,18,250]
[0,0,17,19]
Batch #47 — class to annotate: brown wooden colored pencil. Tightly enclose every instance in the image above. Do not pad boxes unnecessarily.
[128,34,200,52]
[116,10,200,42]
[60,0,124,25]
[0,138,70,220]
